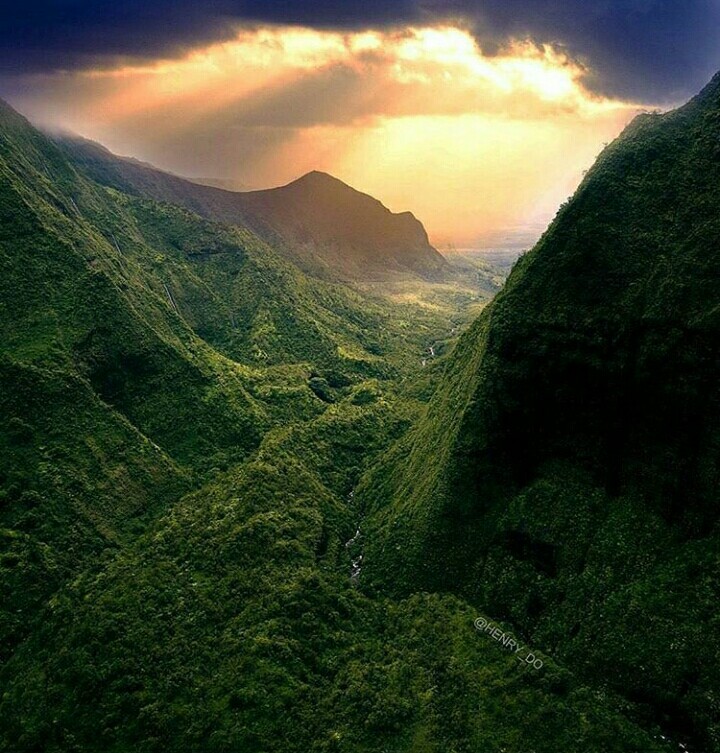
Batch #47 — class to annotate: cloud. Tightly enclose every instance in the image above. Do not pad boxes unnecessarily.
[2,24,639,245]
[2,1,720,101]
[11,27,631,137]
[445,0,720,102]
[0,1,416,74]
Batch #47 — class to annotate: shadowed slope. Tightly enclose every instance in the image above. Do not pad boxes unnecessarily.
[361,72,720,751]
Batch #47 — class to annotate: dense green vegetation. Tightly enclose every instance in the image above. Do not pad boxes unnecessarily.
[359,73,720,751]
[0,377,670,753]
[2,70,718,753]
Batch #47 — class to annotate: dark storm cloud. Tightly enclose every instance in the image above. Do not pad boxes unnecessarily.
[2,1,719,101]
[439,0,720,101]
[0,0,418,74]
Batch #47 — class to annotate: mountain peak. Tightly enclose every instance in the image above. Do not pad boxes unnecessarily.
[299,169,335,181]
[289,170,350,191]
[0,97,31,128]
[242,169,447,278]
[691,68,720,108]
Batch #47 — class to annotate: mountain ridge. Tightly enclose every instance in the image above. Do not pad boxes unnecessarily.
[50,132,448,281]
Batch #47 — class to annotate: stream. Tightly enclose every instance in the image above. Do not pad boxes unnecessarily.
[344,490,364,585]
[421,323,459,366]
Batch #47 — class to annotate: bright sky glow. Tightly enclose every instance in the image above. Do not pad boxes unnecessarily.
[8,25,645,245]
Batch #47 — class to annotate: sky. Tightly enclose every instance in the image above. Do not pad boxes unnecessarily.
[2,1,719,247]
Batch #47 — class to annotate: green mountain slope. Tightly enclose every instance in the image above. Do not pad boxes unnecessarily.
[0,100,271,465]
[0,97,281,663]
[0,97,435,666]
[360,74,720,750]
[54,136,448,281]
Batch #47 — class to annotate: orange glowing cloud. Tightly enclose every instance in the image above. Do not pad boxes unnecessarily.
[8,25,645,245]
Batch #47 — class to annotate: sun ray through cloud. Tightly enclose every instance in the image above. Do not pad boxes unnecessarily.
[4,24,644,245]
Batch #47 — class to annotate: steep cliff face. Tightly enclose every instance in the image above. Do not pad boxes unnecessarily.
[362,73,720,750]
[55,137,448,281]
